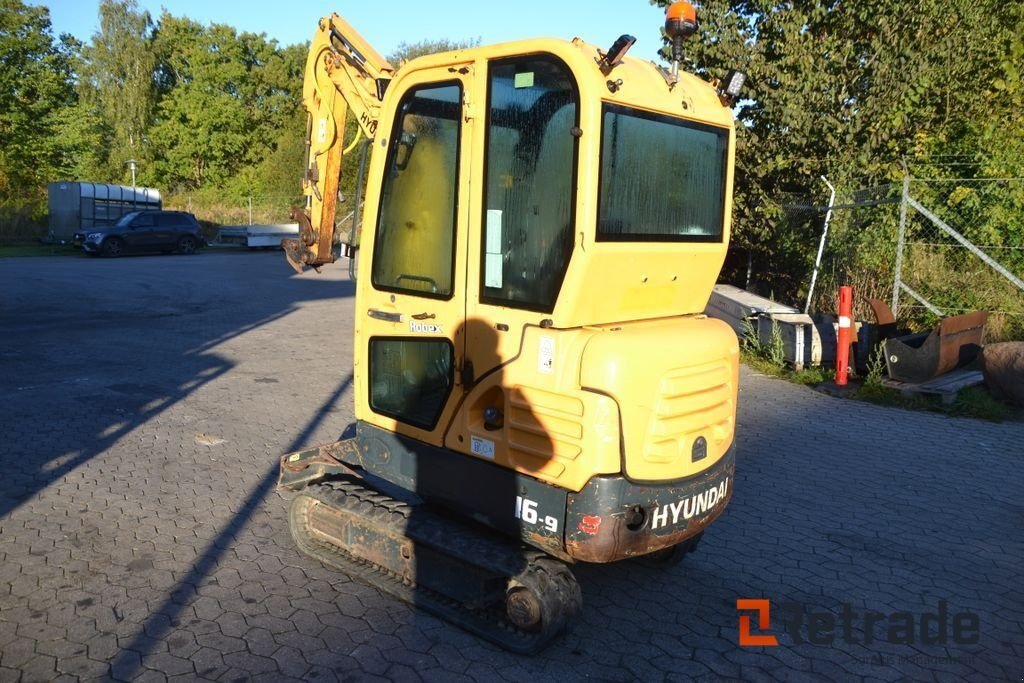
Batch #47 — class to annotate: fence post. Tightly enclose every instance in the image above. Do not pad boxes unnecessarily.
[248,196,253,226]
[891,160,910,315]
[805,175,836,314]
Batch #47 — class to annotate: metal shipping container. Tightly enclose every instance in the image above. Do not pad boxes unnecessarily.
[48,182,162,243]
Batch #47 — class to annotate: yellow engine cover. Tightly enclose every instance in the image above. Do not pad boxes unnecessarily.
[580,316,739,482]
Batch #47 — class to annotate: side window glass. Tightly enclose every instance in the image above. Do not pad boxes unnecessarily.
[481,57,578,312]
[369,339,453,429]
[371,83,461,298]
[133,213,154,228]
[598,106,727,242]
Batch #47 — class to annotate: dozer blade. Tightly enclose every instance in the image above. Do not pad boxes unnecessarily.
[278,440,361,490]
[288,476,582,654]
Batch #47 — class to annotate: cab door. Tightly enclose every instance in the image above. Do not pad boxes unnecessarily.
[355,67,474,447]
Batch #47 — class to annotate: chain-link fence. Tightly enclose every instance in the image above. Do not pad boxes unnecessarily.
[776,181,903,321]
[775,164,1024,341]
[896,176,1024,340]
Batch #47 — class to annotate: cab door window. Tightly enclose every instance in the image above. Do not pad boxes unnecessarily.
[369,338,454,429]
[371,83,462,299]
[480,57,578,312]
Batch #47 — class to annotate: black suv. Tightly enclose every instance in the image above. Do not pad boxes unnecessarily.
[75,211,205,257]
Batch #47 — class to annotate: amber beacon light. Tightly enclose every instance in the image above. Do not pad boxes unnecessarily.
[665,1,698,80]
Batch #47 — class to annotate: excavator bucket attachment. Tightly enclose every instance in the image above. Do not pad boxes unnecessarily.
[884,310,988,383]
[282,208,331,274]
[282,238,306,275]
[867,298,901,343]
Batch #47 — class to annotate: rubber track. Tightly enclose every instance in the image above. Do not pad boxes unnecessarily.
[289,477,581,654]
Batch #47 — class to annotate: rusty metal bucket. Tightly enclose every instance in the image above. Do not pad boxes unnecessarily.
[883,311,988,383]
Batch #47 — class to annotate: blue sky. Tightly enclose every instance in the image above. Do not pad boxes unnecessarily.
[36,1,672,62]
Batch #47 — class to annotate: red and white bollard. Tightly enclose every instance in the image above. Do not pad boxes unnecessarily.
[835,285,853,386]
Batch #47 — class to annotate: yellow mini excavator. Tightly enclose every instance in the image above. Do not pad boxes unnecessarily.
[279,2,744,652]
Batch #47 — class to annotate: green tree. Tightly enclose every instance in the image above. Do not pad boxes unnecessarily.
[252,102,307,201]
[388,37,481,64]
[0,0,79,197]
[148,15,303,192]
[78,0,156,183]
[49,99,107,182]
[652,0,1024,298]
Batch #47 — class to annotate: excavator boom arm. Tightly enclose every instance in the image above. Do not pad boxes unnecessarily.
[284,14,394,273]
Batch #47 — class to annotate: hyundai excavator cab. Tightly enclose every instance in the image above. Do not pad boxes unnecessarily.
[279,3,742,652]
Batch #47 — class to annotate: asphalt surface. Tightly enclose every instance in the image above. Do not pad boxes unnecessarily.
[1,250,1021,682]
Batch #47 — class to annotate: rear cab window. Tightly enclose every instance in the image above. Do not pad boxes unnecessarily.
[597,104,728,242]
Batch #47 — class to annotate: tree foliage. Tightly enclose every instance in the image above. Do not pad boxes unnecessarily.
[0,0,311,211]
[388,37,481,64]
[0,0,79,198]
[653,0,1024,296]
[4,0,1021,263]
[147,14,304,192]
[78,0,155,181]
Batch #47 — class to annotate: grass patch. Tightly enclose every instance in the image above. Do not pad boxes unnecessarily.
[741,352,830,385]
[852,351,1012,420]
[739,317,831,385]
[0,243,81,257]
[741,316,1015,422]
[853,382,1012,421]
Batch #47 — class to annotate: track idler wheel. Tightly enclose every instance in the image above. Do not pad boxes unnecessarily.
[506,556,582,639]
[506,586,543,631]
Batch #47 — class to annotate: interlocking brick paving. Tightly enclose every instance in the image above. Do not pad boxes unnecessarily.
[1,251,1020,681]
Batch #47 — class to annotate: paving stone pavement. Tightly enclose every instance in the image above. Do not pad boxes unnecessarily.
[1,251,1021,682]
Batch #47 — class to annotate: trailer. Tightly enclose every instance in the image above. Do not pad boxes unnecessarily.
[212,224,300,249]
[48,182,161,243]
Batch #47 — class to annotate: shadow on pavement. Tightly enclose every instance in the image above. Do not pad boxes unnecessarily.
[107,373,354,680]
[0,252,354,519]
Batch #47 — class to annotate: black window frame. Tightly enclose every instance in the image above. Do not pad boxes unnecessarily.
[156,213,183,228]
[131,213,155,228]
[115,211,141,227]
[370,80,464,302]
[367,336,455,430]
[596,103,730,243]
[478,53,581,314]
